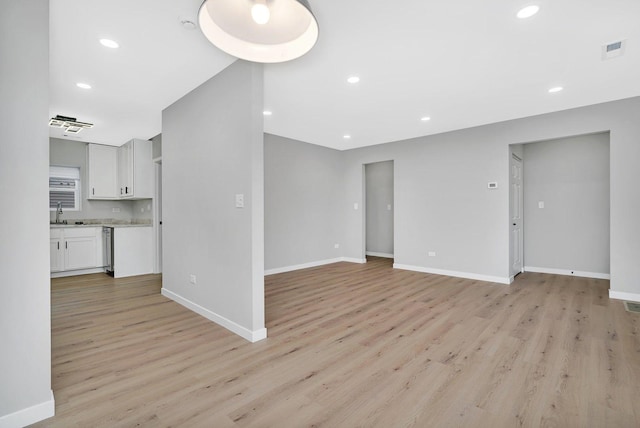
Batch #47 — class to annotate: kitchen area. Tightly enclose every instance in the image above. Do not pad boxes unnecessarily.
[50,135,162,279]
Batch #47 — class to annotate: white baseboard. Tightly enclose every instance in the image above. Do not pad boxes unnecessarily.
[51,267,105,278]
[265,258,343,275]
[0,390,54,428]
[609,290,640,303]
[365,252,394,258]
[341,257,367,264]
[524,266,610,280]
[161,288,267,343]
[393,263,510,285]
[265,257,367,275]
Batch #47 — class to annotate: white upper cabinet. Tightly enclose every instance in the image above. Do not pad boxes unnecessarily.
[87,139,153,200]
[87,144,118,199]
[118,139,153,199]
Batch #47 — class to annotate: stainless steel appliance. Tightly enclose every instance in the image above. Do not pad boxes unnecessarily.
[103,227,114,276]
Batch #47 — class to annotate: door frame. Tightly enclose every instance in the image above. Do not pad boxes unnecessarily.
[362,160,395,261]
[153,157,162,274]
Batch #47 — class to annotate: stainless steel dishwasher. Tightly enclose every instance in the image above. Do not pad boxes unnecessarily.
[103,227,114,276]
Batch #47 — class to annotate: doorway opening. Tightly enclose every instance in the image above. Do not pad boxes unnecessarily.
[364,161,394,261]
[509,132,610,282]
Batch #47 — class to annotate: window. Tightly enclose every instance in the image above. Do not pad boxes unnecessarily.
[49,166,81,211]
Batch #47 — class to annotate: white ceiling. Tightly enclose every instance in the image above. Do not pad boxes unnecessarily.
[51,0,640,150]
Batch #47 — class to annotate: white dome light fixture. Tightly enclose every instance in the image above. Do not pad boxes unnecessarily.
[198,0,319,63]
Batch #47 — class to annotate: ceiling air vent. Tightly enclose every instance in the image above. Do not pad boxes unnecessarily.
[602,40,626,60]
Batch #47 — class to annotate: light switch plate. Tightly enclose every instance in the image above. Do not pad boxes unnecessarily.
[538,201,545,209]
[353,203,358,210]
[235,194,244,208]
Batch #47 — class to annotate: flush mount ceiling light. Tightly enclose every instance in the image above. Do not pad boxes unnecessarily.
[548,86,563,93]
[76,82,92,89]
[263,110,272,116]
[347,76,360,84]
[420,116,431,122]
[517,5,539,19]
[198,0,319,63]
[49,115,94,134]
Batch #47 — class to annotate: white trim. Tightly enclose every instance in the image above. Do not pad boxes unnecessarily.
[0,390,54,427]
[264,257,367,275]
[609,290,640,303]
[393,263,511,285]
[51,267,105,278]
[524,266,610,280]
[161,288,267,343]
[365,251,394,258]
[264,258,343,275]
[341,257,367,264]
[153,159,162,274]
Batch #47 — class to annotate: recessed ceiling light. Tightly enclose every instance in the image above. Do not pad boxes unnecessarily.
[548,86,563,93]
[99,38,119,49]
[76,82,91,89]
[421,116,431,122]
[343,135,351,139]
[517,5,539,19]
[263,110,272,116]
[347,76,360,84]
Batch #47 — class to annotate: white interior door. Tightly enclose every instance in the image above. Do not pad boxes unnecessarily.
[510,153,524,276]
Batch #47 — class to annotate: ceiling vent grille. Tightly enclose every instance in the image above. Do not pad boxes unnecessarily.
[602,40,626,60]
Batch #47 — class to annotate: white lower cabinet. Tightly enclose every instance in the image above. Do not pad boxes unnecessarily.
[50,227,103,274]
[113,227,153,278]
[50,230,63,272]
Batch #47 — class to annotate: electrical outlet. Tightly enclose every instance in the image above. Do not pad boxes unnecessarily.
[235,194,244,208]
[428,251,436,257]
[334,244,340,249]
[112,207,120,213]
[189,274,197,285]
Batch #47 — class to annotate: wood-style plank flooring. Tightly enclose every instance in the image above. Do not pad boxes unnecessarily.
[32,257,640,427]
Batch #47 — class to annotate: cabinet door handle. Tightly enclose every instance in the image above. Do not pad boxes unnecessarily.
[126,186,129,194]
[65,241,68,249]
[121,188,123,195]
[57,242,59,250]
[92,188,95,195]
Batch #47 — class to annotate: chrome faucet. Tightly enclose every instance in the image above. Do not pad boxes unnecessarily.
[55,202,63,224]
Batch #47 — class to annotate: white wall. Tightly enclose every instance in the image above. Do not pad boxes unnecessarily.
[0,0,54,425]
[365,161,394,256]
[523,133,610,276]
[340,97,640,296]
[344,130,507,282]
[264,134,343,271]
[162,60,266,341]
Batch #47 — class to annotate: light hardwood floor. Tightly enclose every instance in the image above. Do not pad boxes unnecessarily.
[32,257,639,427]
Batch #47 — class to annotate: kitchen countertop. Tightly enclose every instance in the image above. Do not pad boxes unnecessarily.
[50,221,152,228]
